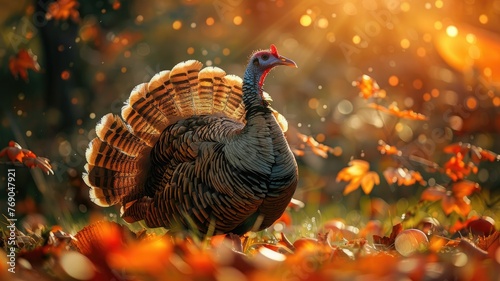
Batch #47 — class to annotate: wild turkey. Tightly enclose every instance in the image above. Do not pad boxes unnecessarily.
[83,44,298,235]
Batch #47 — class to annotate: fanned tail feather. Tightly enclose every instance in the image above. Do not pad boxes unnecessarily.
[85,59,250,212]
[222,75,246,121]
[95,114,146,156]
[85,138,138,172]
[199,67,225,114]
[84,163,138,206]
[170,60,203,116]
[122,83,169,134]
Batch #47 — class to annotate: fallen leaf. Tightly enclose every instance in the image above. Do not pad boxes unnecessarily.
[373,223,403,248]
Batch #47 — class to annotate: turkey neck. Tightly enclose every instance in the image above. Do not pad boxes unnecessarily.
[222,65,281,175]
[241,66,273,124]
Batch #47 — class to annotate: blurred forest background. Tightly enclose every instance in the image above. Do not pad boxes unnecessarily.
[1,0,500,230]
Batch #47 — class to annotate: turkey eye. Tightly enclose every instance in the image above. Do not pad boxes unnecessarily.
[262,54,269,61]
[253,58,260,66]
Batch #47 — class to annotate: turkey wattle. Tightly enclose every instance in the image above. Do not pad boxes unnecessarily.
[83,44,298,235]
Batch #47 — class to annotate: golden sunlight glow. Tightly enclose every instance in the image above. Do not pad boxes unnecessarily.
[308,98,319,109]
[493,97,500,107]
[413,79,423,89]
[388,75,399,86]
[395,122,404,132]
[446,25,458,37]
[300,14,312,27]
[465,97,478,110]
[431,89,440,98]
[233,16,243,25]
[317,17,329,29]
[434,21,443,30]
[172,20,182,30]
[449,115,465,131]
[484,67,492,77]
[416,47,426,57]
[352,35,361,44]
[400,2,410,12]
[465,33,477,44]
[206,17,215,26]
[316,133,326,143]
[326,32,336,43]
[468,45,481,59]
[400,38,410,49]
[479,14,488,24]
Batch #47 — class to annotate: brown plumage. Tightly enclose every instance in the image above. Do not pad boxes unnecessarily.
[83,45,298,235]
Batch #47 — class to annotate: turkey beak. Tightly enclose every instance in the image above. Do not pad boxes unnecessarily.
[276,56,297,68]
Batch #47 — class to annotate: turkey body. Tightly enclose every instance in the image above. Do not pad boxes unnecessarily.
[84,46,298,235]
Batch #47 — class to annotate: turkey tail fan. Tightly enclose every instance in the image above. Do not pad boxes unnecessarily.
[84,113,152,207]
[121,83,168,145]
[198,66,225,115]
[220,74,246,121]
[169,60,203,116]
[84,60,250,210]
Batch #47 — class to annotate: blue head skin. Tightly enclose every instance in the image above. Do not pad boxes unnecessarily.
[243,44,297,107]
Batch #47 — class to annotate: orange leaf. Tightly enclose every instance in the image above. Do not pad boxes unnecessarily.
[421,182,479,217]
[441,195,467,216]
[444,142,500,163]
[72,221,132,256]
[0,141,53,174]
[383,167,425,186]
[477,147,500,162]
[428,235,447,253]
[421,185,447,202]
[360,171,379,194]
[46,0,80,22]
[337,160,380,195]
[377,140,402,156]
[9,49,40,82]
[353,74,386,99]
[443,142,469,155]
[373,223,403,248]
[443,153,477,181]
[451,180,480,198]
[369,102,428,121]
[477,231,500,259]
[343,177,363,195]
[107,237,173,273]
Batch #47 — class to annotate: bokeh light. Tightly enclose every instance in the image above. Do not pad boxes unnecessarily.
[172,20,182,30]
[446,25,458,37]
[300,14,312,27]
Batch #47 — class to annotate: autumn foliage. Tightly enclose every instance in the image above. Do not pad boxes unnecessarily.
[2,219,499,281]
